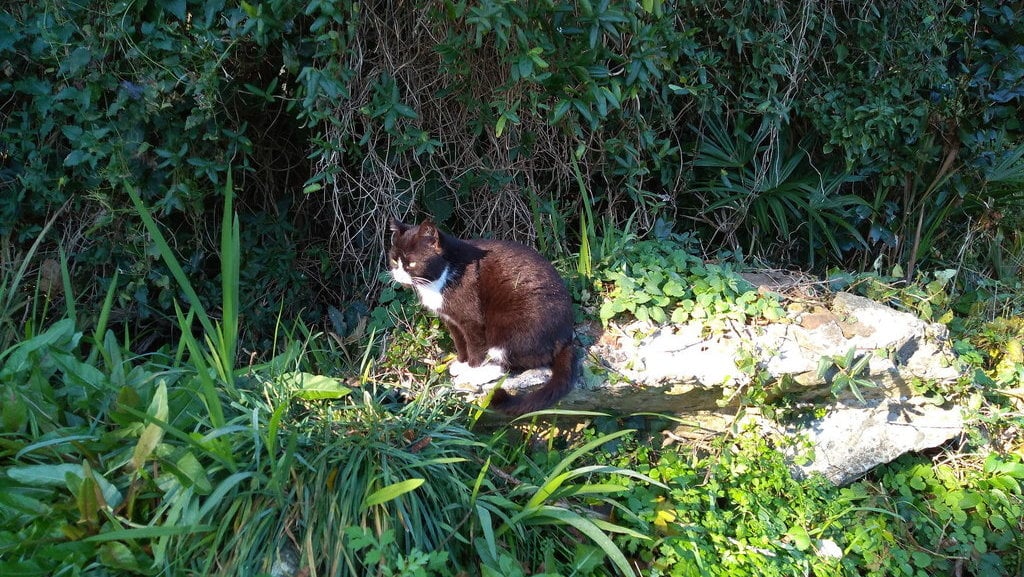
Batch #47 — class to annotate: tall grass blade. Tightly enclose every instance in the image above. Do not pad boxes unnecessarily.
[125,183,217,341]
[532,505,636,576]
[15,435,99,459]
[88,270,119,366]
[84,525,217,542]
[363,478,426,508]
[218,172,240,384]
[58,246,76,324]
[197,471,255,521]
[571,154,597,278]
[542,428,635,482]
[173,303,231,429]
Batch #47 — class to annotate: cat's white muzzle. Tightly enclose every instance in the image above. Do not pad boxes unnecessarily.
[390,264,414,286]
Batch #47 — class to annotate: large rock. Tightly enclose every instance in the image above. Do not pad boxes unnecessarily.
[764,399,965,485]
[459,291,966,484]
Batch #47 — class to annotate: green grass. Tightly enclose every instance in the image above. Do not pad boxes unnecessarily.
[0,313,654,576]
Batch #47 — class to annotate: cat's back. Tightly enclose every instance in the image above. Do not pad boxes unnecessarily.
[469,238,565,286]
[466,238,571,316]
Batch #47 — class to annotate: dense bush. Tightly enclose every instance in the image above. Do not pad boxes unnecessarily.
[2,0,1021,349]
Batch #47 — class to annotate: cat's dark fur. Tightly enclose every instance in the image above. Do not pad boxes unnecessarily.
[388,218,576,416]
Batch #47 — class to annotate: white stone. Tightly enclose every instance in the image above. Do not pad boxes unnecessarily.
[786,399,963,485]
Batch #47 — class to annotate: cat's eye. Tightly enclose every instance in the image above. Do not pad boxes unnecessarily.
[407,261,418,268]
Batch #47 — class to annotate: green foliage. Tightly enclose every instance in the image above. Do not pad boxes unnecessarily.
[344,527,450,577]
[868,453,1024,576]
[3,0,1022,354]
[691,116,868,267]
[0,314,657,576]
[0,1,322,347]
[970,316,1024,374]
[475,427,657,576]
[595,235,785,327]
[816,348,878,404]
[610,431,847,576]
[601,428,1024,577]
[829,268,958,324]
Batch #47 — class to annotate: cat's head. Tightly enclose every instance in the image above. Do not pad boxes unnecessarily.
[388,218,448,286]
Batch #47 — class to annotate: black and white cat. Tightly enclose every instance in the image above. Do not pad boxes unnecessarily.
[388,218,576,416]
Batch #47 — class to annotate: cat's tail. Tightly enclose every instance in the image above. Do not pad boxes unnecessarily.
[490,342,577,417]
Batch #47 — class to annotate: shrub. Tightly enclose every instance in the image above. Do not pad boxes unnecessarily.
[3,0,1021,352]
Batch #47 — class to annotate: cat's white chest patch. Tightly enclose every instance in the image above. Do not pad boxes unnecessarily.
[415,266,450,313]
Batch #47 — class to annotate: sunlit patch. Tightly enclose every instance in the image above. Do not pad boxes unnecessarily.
[487,347,507,364]
[415,266,449,312]
[390,259,413,285]
[452,363,505,386]
[449,361,469,376]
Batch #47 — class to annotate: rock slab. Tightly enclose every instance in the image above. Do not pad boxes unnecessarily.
[772,399,964,485]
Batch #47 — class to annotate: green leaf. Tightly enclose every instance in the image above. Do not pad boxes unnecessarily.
[635,307,649,323]
[985,453,1024,478]
[663,279,686,297]
[533,506,633,576]
[198,472,254,521]
[132,380,168,471]
[1,388,27,432]
[364,478,425,508]
[85,525,216,542]
[165,0,187,20]
[282,372,353,400]
[99,542,145,572]
[786,525,812,550]
[551,100,572,123]
[0,317,75,368]
[393,103,418,120]
[649,306,667,324]
[61,46,92,74]
[7,463,122,509]
[63,149,89,167]
[528,50,548,68]
[174,452,213,494]
[670,307,689,323]
[475,504,498,561]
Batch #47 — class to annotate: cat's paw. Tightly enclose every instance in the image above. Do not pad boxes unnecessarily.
[453,363,505,386]
[449,361,470,377]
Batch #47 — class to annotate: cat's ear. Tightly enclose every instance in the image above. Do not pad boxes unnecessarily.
[417,220,442,251]
[389,217,408,234]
